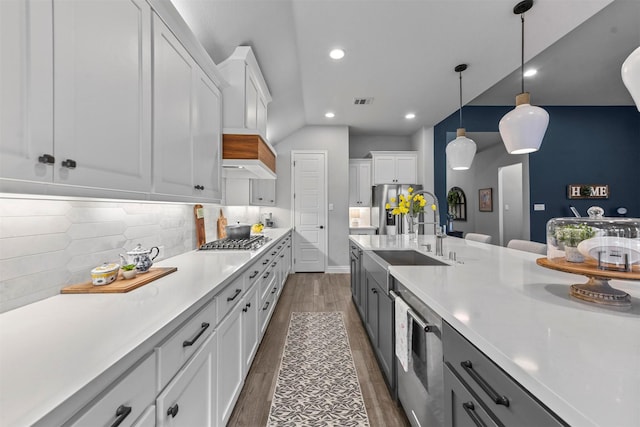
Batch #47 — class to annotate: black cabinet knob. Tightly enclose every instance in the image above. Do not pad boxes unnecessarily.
[61,159,77,169]
[167,403,179,418]
[38,154,55,164]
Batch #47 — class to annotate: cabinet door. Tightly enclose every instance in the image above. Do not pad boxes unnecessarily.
[250,179,276,205]
[132,405,155,427]
[152,14,195,196]
[358,161,372,206]
[156,332,216,427]
[372,155,397,184]
[54,0,151,191]
[217,301,244,426]
[193,69,222,201]
[242,283,260,375]
[377,291,394,387]
[245,70,258,130]
[365,272,379,345]
[0,0,53,182]
[395,154,417,184]
[348,162,359,206]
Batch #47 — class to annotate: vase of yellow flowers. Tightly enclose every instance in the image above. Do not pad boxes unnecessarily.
[385,187,427,240]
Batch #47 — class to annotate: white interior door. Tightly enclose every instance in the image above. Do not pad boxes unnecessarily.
[292,151,327,272]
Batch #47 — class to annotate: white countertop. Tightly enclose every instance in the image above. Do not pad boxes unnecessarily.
[0,228,290,426]
[350,234,640,427]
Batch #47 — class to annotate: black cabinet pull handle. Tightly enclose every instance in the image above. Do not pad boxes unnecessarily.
[263,259,270,265]
[249,270,259,279]
[226,288,242,302]
[371,288,378,294]
[462,402,487,427]
[247,302,251,308]
[280,254,284,258]
[272,262,277,267]
[110,405,131,427]
[167,403,179,418]
[38,154,55,164]
[258,197,263,200]
[271,287,277,294]
[461,360,509,407]
[262,301,270,310]
[263,272,270,279]
[271,251,277,256]
[61,159,77,169]
[270,200,274,203]
[182,322,210,347]
[194,185,205,190]
[242,306,248,313]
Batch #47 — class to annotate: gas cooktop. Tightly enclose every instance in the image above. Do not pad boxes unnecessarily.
[199,235,268,250]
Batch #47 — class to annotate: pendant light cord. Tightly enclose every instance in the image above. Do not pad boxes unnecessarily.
[459,71,463,128]
[521,13,525,94]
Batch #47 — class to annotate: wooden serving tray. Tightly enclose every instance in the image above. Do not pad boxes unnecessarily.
[61,267,177,294]
[537,257,640,280]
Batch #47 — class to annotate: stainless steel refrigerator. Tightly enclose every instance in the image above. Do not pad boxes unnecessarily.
[371,184,424,235]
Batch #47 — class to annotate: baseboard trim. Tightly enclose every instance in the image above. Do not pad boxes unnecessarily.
[326,265,350,274]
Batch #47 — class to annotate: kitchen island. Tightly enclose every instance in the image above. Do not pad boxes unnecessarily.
[0,228,291,426]
[350,234,639,427]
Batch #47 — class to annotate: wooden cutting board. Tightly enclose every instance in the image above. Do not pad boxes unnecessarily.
[194,204,206,248]
[61,267,177,294]
[217,209,227,239]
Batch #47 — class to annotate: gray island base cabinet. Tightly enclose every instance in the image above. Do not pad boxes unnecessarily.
[443,322,565,427]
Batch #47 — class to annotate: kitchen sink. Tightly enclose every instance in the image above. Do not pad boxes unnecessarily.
[372,250,449,266]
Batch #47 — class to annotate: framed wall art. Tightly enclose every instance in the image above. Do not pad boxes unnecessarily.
[479,188,493,212]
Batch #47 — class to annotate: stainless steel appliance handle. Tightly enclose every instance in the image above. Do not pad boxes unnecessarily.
[389,290,438,334]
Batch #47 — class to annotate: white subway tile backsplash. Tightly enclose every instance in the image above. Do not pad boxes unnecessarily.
[0,251,68,282]
[0,197,257,313]
[67,221,127,239]
[0,234,71,260]
[66,207,126,223]
[0,216,72,238]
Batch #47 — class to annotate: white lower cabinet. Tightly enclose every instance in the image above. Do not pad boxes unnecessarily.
[242,282,260,375]
[66,353,156,427]
[156,332,216,427]
[216,299,244,426]
[132,405,155,427]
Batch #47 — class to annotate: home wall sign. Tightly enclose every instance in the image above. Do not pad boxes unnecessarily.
[567,184,609,199]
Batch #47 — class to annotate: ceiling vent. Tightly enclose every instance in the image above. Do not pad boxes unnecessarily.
[353,97,374,105]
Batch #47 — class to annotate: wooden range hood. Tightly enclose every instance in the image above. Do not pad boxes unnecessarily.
[222,134,276,179]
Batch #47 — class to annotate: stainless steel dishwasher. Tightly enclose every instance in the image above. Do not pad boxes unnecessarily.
[391,281,444,427]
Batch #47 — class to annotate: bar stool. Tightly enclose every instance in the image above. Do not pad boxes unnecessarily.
[464,233,492,244]
[507,239,547,255]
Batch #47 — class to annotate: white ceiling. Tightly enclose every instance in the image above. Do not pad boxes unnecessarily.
[171,0,636,143]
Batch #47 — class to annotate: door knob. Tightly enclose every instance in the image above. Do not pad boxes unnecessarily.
[319,225,324,229]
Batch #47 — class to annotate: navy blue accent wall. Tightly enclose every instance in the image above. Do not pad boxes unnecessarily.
[434,106,640,243]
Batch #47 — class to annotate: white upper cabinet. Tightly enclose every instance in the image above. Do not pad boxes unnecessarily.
[218,46,272,139]
[0,0,53,182]
[370,151,417,184]
[53,0,152,192]
[1,0,223,202]
[152,15,222,202]
[250,179,276,206]
[349,160,371,207]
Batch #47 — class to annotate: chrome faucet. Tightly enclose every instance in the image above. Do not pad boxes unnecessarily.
[410,190,445,256]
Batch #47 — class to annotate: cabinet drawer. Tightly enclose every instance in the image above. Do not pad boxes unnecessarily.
[156,300,216,391]
[443,322,565,427]
[216,277,245,323]
[66,353,155,427]
[259,282,277,335]
[260,263,278,302]
[444,363,498,427]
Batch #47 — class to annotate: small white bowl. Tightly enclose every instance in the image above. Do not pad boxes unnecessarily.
[121,269,138,280]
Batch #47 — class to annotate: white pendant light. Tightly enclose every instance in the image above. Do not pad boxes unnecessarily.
[446,64,477,170]
[622,46,640,112]
[499,0,549,155]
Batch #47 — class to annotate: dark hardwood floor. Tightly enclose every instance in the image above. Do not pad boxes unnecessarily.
[228,273,409,427]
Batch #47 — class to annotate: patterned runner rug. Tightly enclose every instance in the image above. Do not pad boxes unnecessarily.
[267,312,370,426]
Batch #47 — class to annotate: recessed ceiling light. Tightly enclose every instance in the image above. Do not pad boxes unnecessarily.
[329,48,345,60]
[325,112,335,118]
[405,113,416,120]
[524,68,537,77]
